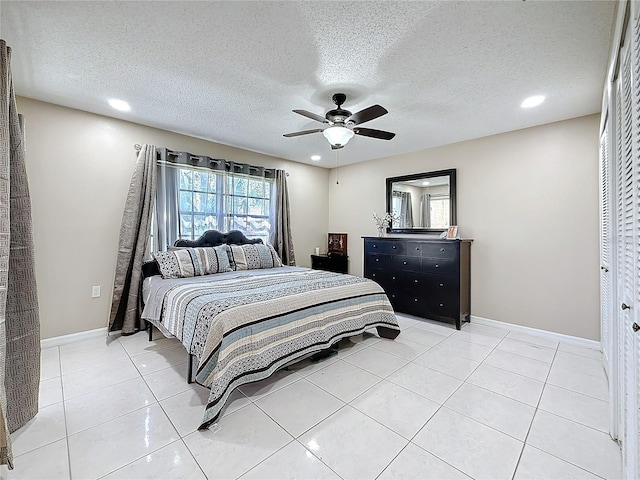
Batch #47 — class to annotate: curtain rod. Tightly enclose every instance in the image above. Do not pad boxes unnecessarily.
[133,144,288,176]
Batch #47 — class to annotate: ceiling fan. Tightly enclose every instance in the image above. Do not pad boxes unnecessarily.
[283,93,396,149]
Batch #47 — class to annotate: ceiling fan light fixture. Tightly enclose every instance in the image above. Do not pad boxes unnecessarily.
[322,126,354,147]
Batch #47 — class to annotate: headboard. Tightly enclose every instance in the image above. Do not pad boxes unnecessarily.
[173,230,263,248]
[142,230,264,278]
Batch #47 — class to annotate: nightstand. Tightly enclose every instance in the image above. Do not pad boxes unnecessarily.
[311,254,348,274]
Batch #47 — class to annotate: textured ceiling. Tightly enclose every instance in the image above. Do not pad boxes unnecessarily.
[1,1,615,168]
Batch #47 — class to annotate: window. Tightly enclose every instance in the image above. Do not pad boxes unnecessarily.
[223,175,271,241]
[176,167,272,243]
[178,169,218,239]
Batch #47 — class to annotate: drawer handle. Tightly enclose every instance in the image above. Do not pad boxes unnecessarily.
[435,264,439,268]
[414,298,418,302]
[439,283,444,287]
[416,247,420,251]
[373,244,377,248]
[392,245,397,249]
[403,261,407,265]
[439,303,444,307]
[392,276,396,280]
[414,279,418,283]
[440,248,445,252]
[376,258,380,262]
[391,294,396,298]
[372,273,376,277]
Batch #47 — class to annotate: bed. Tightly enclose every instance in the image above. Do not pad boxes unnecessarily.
[141,230,400,429]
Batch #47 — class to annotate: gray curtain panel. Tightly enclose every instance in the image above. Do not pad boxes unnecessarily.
[402,192,413,228]
[420,193,431,228]
[108,144,157,334]
[393,191,414,228]
[0,39,41,469]
[269,170,296,266]
[154,161,179,251]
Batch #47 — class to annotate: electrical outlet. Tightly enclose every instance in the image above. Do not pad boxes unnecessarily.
[91,285,101,298]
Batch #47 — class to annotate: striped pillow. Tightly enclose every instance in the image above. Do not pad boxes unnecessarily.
[228,244,282,270]
[152,245,232,279]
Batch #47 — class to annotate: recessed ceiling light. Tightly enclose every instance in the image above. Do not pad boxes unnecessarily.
[521,95,545,108]
[422,181,430,186]
[108,98,131,112]
[310,155,321,161]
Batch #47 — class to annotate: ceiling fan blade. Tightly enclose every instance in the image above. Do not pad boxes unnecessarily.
[354,127,396,140]
[347,105,388,125]
[283,129,324,138]
[292,109,327,123]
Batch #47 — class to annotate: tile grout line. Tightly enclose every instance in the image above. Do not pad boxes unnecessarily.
[513,344,613,480]
[65,338,180,478]
[509,341,560,480]
[92,338,202,480]
[60,346,73,480]
[395,326,525,479]
[374,326,508,480]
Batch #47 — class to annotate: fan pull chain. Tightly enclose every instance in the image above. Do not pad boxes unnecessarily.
[336,149,340,185]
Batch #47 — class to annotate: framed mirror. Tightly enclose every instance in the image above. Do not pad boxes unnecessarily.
[386,169,456,234]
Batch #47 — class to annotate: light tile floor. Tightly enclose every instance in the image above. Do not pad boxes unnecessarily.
[1,314,622,480]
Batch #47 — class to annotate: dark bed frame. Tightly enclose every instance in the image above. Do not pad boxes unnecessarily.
[141,229,400,383]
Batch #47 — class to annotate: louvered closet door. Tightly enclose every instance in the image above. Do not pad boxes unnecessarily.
[614,72,626,449]
[629,4,640,479]
[618,25,638,479]
[600,123,613,374]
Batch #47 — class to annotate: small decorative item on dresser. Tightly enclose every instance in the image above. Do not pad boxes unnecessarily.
[446,225,459,239]
[372,211,396,237]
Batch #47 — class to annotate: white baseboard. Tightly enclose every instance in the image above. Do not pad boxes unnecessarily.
[41,327,113,349]
[471,315,601,350]
[41,316,599,351]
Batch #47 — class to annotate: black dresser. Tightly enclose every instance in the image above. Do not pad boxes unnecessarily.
[363,237,472,329]
[311,254,348,274]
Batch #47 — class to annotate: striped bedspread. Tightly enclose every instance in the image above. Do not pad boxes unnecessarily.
[144,267,399,429]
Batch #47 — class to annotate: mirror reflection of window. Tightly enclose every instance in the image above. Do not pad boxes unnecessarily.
[387,169,456,232]
[429,196,449,228]
[392,176,450,228]
[392,191,413,228]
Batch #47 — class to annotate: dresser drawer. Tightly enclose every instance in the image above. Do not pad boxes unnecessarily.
[365,239,407,255]
[399,273,459,291]
[365,253,390,272]
[421,242,457,258]
[404,242,424,256]
[367,270,388,285]
[391,291,457,319]
[422,296,459,320]
[421,257,456,276]
[392,255,422,271]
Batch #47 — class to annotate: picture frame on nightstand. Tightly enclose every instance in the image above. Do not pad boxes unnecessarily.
[327,233,348,256]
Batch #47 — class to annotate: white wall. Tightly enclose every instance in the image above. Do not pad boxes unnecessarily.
[328,114,600,340]
[17,97,329,339]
